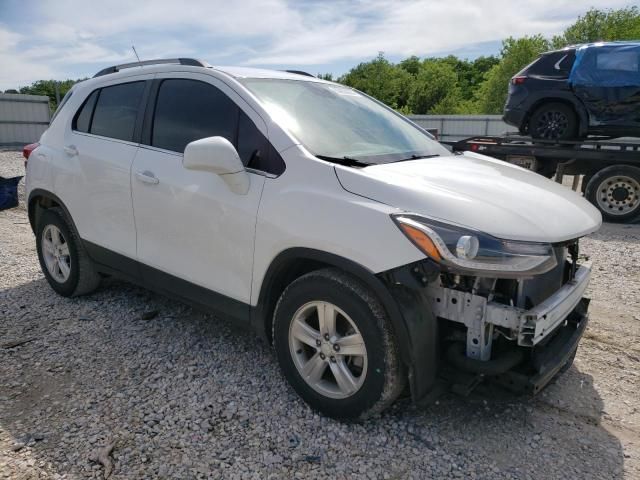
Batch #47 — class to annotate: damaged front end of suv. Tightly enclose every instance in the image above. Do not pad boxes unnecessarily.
[381,213,592,401]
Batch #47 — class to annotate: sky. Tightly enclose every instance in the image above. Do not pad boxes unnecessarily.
[0,0,634,91]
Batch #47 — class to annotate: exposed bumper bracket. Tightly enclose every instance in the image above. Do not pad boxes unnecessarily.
[426,264,591,356]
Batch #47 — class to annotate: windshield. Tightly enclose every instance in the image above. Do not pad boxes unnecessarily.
[239,79,450,165]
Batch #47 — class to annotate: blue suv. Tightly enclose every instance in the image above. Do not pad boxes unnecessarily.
[503,42,640,140]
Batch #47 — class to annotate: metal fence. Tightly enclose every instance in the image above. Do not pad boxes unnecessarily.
[408,115,513,142]
[0,93,50,147]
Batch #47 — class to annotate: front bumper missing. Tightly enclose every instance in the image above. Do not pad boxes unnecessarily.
[426,264,591,361]
[493,297,589,394]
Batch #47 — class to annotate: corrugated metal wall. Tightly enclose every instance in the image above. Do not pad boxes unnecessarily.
[408,115,512,142]
[0,93,50,146]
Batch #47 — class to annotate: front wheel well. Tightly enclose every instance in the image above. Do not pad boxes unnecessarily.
[254,249,410,351]
[257,257,334,343]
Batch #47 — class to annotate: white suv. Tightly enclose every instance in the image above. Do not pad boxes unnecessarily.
[24,58,601,419]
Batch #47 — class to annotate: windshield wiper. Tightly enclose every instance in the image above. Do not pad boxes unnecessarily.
[392,154,441,163]
[315,155,372,167]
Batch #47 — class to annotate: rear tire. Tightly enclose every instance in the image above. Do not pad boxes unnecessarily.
[36,207,101,297]
[585,165,640,223]
[529,103,578,141]
[272,268,406,419]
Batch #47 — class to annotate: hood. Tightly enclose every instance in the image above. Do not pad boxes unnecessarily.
[335,152,601,243]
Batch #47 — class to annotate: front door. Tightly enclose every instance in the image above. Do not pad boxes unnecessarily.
[131,75,267,320]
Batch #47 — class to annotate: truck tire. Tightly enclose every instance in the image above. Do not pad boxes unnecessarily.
[585,165,640,223]
[272,268,406,420]
[529,103,578,141]
[36,207,101,297]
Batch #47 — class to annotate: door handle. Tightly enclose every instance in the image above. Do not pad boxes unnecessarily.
[64,145,78,156]
[135,170,159,185]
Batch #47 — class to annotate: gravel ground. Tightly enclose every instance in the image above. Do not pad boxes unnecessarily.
[1,149,639,479]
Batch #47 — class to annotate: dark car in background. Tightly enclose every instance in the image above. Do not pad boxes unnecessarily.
[503,42,640,140]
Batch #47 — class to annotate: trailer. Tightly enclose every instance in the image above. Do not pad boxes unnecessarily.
[447,135,640,223]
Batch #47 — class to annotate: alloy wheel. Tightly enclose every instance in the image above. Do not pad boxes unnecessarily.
[42,225,71,283]
[288,301,368,399]
[534,110,569,140]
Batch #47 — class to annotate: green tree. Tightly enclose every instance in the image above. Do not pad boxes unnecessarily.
[339,53,413,109]
[398,55,422,76]
[19,79,84,111]
[474,35,550,114]
[408,61,459,114]
[552,6,640,47]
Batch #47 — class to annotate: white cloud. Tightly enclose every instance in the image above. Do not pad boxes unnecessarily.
[0,0,633,90]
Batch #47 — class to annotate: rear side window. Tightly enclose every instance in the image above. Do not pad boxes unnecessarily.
[90,82,145,141]
[525,51,575,77]
[152,79,238,153]
[73,90,99,133]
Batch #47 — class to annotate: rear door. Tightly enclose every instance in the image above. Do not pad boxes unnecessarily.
[63,78,150,262]
[131,73,269,318]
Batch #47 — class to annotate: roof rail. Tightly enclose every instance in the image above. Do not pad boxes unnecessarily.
[93,58,210,78]
[284,70,315,78]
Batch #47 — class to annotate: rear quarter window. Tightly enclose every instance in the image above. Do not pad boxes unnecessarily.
[72,90,99,133]
[525,51,575,77]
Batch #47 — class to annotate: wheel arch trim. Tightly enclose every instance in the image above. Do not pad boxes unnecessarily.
[251,247,412,358]
[28,189,79,237]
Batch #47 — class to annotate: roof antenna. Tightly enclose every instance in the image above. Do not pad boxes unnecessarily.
[132,45,141,64]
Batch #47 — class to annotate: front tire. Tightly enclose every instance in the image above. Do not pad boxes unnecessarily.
[273,269,405,419]
[36,207,101,297]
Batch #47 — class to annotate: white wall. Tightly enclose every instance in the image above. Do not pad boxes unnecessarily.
[0,93,50,146]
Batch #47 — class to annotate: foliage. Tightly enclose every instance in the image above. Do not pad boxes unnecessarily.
[552,6,640,47]
[340,53,413,110]
[18,79,85,111]
[407,61,458,114]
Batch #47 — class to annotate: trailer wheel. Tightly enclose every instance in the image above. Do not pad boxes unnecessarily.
[585,165,640,223]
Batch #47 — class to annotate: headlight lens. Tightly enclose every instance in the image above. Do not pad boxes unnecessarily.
[392,214,557,276]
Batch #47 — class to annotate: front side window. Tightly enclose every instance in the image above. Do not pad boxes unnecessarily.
[239,79,449,165]
[90,82,145,141]
[152,79,238,153]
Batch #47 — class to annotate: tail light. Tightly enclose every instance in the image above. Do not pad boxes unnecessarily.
[511,76,527,85]
[23,142,39,168]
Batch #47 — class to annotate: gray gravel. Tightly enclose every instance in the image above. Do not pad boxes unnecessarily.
[1,149,639,479]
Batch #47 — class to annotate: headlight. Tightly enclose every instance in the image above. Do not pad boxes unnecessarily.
[392,214,557,277]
